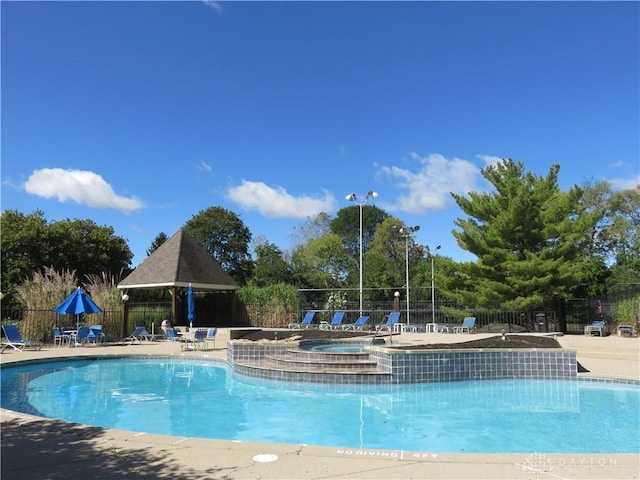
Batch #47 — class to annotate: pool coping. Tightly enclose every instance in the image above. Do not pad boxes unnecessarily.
[2,330,639,479]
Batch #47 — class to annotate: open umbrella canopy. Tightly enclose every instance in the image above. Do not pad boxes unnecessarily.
[54,287,102,316]
[187,284,195,329]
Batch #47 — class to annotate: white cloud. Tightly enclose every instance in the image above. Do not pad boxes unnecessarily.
[202,0,222,13]
[610,176,640,190]
[228,180,336,219]
[199,160,212,173]
[24,168,144,214]
[377,153,482,214]
[476,154,503,167]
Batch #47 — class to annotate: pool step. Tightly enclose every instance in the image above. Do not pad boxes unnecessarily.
[265,352,379,371]
[232,345,392,383]
[232,360,391,384]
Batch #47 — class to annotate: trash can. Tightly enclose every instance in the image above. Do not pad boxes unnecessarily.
[536,313,547,333]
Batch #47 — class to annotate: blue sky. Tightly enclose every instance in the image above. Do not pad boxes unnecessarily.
[2,1,639,268]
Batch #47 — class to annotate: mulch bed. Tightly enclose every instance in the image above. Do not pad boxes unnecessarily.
[393,334,562,350]
[235,329,562,349]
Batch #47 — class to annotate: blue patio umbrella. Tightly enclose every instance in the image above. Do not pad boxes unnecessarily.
[54,287,102,330]
[187,284,195,330]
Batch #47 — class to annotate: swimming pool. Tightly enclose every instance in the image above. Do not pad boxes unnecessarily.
[2,357,638,453]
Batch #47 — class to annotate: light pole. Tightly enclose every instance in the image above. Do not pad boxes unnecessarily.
[346,190,378,316]
[430,245,441,324]
[121,292,129,337]
[399,225,420,326]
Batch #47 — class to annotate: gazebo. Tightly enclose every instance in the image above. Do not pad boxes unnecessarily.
[117,228,238,334]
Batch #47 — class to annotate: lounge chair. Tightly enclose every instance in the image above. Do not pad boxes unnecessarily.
[376,312,401,332]
[435,323,453,333]
[584,320,609,336]
[407,322,425,333]
[288,311,316,329]
[454,317,477,334]
[319,311,345,330]
[126,325,162,344]
[1,324,43,352]
[342,315,370,331]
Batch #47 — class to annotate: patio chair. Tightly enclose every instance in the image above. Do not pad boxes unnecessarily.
[319,311,345,330]
[69,326,92,347]
[183,328,208,351]
[288,311,316,329]
[342,316,370,331]
[584,320,609,336]
[87,325,106,344]
[1,324,43,352]
[376,312,401,332]
[164,327,184,350]
[453,317,477,334]
[52,327,71,347]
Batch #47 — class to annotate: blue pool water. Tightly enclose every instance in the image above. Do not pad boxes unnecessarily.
[2,357,639,453]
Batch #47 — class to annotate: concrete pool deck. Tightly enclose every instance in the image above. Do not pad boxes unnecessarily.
[1,330,638,479]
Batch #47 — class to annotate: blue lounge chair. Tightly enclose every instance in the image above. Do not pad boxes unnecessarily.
[341,316,370,331]
[454,317,476,334]
[1,324,43,352]
[288,311,316,329]
[377,312,401,332]
[319,311,345,330]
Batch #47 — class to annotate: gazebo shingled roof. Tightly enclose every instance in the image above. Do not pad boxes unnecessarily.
[118,228,238,327]
[118,228,238,291]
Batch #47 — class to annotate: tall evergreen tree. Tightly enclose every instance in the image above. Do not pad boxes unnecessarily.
[449,159,598,310]
[146,232,168,257]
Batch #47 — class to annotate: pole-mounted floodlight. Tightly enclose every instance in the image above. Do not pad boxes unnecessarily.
[346,190,378,316]
[431,245,441,324]
[398,225,420,326]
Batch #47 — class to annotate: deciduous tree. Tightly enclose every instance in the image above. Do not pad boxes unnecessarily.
[185,206,253,285]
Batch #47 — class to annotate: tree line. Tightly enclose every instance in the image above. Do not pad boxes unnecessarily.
[2,159,639,323]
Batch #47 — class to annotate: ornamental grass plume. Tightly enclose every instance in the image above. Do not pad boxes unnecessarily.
[14,266,78,341]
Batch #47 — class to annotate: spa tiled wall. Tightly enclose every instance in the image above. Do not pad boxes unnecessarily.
[228,341,577,385]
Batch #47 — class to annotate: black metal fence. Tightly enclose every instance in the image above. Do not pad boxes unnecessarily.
[2,286,637,343]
